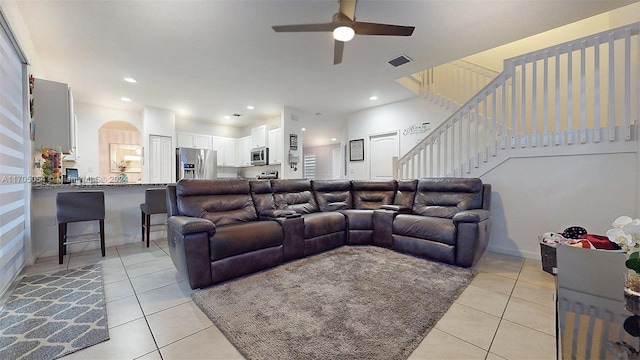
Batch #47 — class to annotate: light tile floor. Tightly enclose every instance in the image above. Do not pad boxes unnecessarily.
[19,238,557,360]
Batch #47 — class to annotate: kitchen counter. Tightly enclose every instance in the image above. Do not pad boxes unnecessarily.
[31,183,172,259]
[32,182,173,190]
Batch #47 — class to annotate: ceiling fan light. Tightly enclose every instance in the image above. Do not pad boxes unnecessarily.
[333,26,355,42]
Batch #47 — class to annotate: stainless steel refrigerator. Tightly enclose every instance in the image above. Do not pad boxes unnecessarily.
[176,148,217,180]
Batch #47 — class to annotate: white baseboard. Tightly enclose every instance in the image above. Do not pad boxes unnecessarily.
[486,244,541,260]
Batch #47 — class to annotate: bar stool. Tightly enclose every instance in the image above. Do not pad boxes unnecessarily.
[140,188,167,247]
[56,191,106,264]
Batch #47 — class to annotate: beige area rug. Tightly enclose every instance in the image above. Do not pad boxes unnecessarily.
[0,265,109,360]
[193,246,476,360]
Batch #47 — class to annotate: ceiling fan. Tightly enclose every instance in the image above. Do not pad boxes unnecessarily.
[272,0,415,65]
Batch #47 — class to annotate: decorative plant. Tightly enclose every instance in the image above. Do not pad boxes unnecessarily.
[115,160,130,173]
[607,216,640,292]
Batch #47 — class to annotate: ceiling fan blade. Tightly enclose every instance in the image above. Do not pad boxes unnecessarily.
[339,0,357,21]
[353,22,415,36]
[272,23,337,33]
[334,40,344,65]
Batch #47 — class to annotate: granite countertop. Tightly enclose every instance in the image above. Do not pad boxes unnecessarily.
[32,182,173,190]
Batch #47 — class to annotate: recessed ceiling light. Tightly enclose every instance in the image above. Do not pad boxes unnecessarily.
[331,138,337,141]
[369,96,378,101]
[124,77,137,83]
[121,97,132,102]
[301,128,306,131]
[224,115,231,119]
[246,105,254,110]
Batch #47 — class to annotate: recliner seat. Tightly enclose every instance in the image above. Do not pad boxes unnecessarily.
[391,178,491,267]
[167,179,285,289]
[313,180,397,245]
[271,179,347,256]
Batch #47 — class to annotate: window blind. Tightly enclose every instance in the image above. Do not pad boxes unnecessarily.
[0,8,28,296]
[303,154,316,179]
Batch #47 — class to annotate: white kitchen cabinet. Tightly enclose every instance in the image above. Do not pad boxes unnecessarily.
[177,133,193,148]
[236,136,251,166]
[149,134,173,183]
[268,128,283,164]
[211,136,224,166]
[63,114,78,161]
[194,135,213,149]
[34,78,76,155]
[237,136,252,166]
[223,137,237,166]
[177,132,212,149]
[251,125,267,148]
[213,136,237,166]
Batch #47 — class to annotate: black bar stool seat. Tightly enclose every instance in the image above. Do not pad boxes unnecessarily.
[56,191,105,264]
[140,188,168,247]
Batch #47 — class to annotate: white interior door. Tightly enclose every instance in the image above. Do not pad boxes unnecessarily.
[149,135,172,183]
[369,132,398,180]
[332,148,342,179]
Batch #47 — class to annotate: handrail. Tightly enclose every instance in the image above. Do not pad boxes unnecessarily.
[397,22,639,179]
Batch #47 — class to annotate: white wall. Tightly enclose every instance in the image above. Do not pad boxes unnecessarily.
[1,1,45,77]
[142,106,176,183]
[304,143,341,180]
[481,151,637,259]
[463,2,639,71]
[281,106,305,179]
[175,116,242,138]
[347,96,452,179]
[73,102,143,179]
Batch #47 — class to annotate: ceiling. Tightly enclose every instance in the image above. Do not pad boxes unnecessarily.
[13,0,636,147]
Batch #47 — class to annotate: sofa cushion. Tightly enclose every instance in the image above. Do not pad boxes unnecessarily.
[351,180,397,210]
[210,221,283,262]
[271,179,319,214]
[312,180,352,211]
[394,179,418,209]
[413,178,483,218]
[249,180,276,214]
[393,214,456,246]
[301,212,346,239]
[176,179,257,226]
[339,209,373,230]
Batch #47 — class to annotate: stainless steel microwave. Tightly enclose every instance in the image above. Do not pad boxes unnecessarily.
[250,147,269,166]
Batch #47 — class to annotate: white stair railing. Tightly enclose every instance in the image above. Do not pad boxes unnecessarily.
[397,23,639,179]
[420,60,500,111]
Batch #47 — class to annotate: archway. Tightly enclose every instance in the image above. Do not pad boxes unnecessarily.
[98,121,141,183]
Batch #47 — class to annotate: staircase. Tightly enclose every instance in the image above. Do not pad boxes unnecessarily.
[396,23,640,179]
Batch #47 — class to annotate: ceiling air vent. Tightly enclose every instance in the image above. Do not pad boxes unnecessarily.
[387,54,412,67]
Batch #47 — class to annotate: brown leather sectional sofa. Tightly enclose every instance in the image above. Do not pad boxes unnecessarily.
[166,177,491,290]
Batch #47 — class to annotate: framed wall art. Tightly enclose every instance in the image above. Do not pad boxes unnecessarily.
[349,139,364,161]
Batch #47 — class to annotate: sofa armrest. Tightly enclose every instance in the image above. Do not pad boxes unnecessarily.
[259,209,301,219]
[453,210,491,267]
[274,216,305,262]
[167,216,215,289]
[373,209,399,247]
[168,216,216,236]
[380,205,412,214]
[453,209,490,224]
